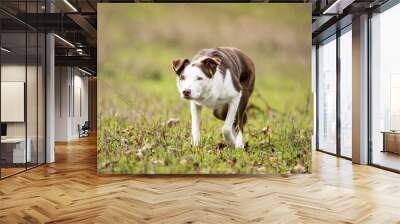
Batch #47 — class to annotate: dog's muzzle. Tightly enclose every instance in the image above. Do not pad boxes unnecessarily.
[182,89,191,99]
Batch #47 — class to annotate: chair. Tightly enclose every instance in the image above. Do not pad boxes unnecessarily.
[79,121,90,138]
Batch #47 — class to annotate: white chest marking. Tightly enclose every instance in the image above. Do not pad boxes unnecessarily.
[193,69,239,110]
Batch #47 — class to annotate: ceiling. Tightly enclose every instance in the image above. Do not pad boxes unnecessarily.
[0,0,97,74]
[1,0,394,74]
[311,0,390,43]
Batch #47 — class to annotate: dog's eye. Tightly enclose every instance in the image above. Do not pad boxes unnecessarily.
[180,75,185,80]
[197,77,203,80]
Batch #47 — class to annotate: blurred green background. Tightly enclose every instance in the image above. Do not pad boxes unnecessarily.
[97,4,312,174]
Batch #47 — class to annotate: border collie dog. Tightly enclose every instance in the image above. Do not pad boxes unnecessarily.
[172,47,255,148]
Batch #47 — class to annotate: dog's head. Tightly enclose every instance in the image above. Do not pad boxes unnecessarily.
[172,56,221,100]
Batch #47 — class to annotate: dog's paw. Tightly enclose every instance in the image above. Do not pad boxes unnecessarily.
[222,127,235,145]
[235,142,244,149]
[191,140,200,147]
[234,131,244,149]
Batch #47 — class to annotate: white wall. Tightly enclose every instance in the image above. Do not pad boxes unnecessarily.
[1,65,35,138]
[1,65,26,81]
[55,67,89,141]
[1,63,46,164]
[72,73,89,138]
[1,82,25,122]
[55,67,70,141]
[1,65,26,141]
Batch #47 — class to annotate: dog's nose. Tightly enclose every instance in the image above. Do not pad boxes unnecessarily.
[182,89,191,97]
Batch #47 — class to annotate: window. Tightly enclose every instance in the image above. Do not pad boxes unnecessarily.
[317,35,337,154]
[339,26,352,158]
[371,3,400,171]
[0,2,46,179]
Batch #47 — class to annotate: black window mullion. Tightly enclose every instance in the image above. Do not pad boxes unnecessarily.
[44,31,47,164]
[73,68,75,118]
[43,0,47,166]
[25,0,28,171]
[36,0,39,167]
[0,23,2,179]
[336,27,341,157]
[316,45,319,151]
[367,11,373,165]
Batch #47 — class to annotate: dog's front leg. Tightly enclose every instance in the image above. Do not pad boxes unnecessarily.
[191,101,202,146]
[222,93,241,147]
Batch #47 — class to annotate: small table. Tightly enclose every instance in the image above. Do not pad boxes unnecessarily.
[1,138,31,164]
[381,131,400,154]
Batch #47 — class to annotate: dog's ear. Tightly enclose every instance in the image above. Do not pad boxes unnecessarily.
[172,58,190,76]
[201,57,221,78]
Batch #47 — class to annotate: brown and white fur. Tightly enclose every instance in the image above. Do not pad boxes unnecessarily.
[172,47,255,148]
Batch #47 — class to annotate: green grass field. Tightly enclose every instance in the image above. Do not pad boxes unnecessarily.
[97,4,312,175]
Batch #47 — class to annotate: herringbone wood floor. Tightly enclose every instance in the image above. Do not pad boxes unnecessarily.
[1,135,400,224]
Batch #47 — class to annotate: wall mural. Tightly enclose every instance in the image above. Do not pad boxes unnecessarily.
[97,4,312,175]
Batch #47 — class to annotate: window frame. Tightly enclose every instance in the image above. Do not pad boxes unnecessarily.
[315,20,353,161]
[367,0,400,173]
[0,1,48,180]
